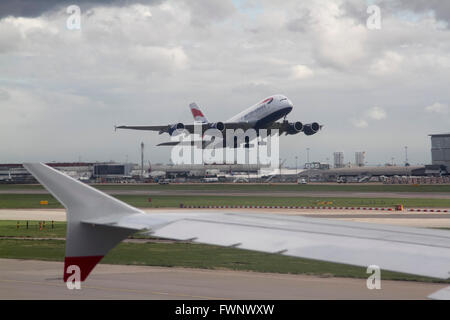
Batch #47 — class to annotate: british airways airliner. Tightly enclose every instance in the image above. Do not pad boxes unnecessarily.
[116,95,322,146]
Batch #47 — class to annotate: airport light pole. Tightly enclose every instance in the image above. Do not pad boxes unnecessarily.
[306,148,310,165]
[405,146,409,166]
[279,157,282,181]
[141,142,144,179]
[295,156,298,176]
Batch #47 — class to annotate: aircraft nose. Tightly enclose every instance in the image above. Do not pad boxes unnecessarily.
[285,103,293,115]
[279,96,293,112]
[285,99,294,110]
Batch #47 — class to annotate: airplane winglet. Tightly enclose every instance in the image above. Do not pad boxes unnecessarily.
[64,256,104,282]
[23,163,143,282]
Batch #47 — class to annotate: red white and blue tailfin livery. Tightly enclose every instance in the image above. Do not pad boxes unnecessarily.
[189,103,208,123]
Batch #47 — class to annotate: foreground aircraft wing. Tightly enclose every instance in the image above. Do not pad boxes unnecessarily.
[24,163,450,298]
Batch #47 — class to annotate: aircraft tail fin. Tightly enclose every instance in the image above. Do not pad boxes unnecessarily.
[189,102,208,123]
[23,163,142,282]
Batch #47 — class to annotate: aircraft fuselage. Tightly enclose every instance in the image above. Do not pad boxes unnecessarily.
[227,94,294,128]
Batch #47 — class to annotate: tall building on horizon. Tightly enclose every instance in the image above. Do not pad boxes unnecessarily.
[355,152,365,167]
[334,152,344,168]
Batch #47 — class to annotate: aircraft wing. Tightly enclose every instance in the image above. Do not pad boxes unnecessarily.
[85,211,450,279]
[23,163,450,299]
[217,122,255,131]
[116,125,170,133]
[157,140,214,148]
[267,121,323,136]
[116,122,255,135]
[269,122,292,133]
[116,122,322,136]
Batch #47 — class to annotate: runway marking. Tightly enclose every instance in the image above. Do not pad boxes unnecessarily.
[0,278,227,300]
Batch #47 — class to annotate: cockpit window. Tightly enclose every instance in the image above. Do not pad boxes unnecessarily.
[261,97,273,105]
[280,98,288,102]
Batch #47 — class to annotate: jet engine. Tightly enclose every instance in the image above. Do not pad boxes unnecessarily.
[285,121,303,135]
[303,122,320,136]
[168,123,185,136]
[210,122,225,132]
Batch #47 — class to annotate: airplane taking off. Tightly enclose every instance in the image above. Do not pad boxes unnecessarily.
[116,95,322,147]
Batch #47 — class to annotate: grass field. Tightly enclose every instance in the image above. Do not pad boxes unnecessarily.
[1,193,450,209]
[0,220,66,238]
[1,183,450,193]
[1,238,448,283]
[0,221,448,283]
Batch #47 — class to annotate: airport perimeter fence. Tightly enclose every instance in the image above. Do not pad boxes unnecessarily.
[178,204,449,213]
[383,176,450,185]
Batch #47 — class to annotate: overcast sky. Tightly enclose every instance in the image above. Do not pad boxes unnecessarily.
[1,0,449,166]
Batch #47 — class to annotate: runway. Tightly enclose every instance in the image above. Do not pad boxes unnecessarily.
[1,208,450,228]
[1,189,450,199]
[0,259,446,300]
[1,209,449,299]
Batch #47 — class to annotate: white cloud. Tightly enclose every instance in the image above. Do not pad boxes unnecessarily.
[131,4,153,19]
[367,107,387,120]
[129,45,189,72]
[350,106,386,129]
[308,2,369,70]
[351,118,369,128]
[369,51,404,76]
[425,102,449,114]
[291,64,314,79]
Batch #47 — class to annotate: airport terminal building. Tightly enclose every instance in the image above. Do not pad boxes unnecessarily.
[430,133,450,170]
[1,134,450,184]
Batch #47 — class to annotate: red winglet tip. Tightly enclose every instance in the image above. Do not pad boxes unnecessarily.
[64,256,104,282]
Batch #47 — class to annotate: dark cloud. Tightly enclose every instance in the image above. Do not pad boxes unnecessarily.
[340,0,370,25]
[0,0,158,19]
[378,0,450,23]
[0,88,10,101]
[285,9,312,33]
[337,1,450,25]
[182,0,236,27]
